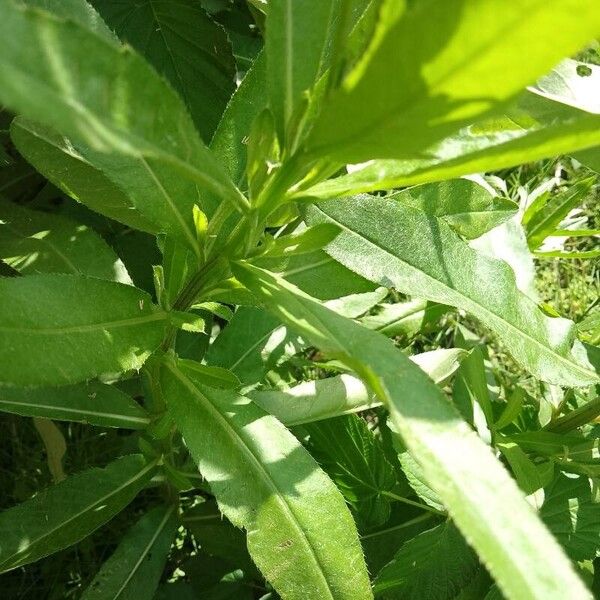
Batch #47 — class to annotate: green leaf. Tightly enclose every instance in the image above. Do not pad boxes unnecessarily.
[361,299,448,339]
[232,261,592,600]
[0,274,167,386]
[304,196,598,387]
[82,504,178,600]
[250,374,377,426]
[0,200,131,281]
[254,249,376,300]
[373,522,479,600]
[183,500,258,576]
[389,179,518,240]
[266,0,339,143]
[540,473,600,561]
[305,413,397,528]
[0,454,156,572]
[303,96,600,200]
[10,117,157,233]
[205,306,295,384]
[175,358,241,389]
[496,441,548,496]
[19,0,117,40]
[452,347,494,433]
[160,355,373,600]
[0,0,245,251]
[249,349,466,426]
[525,178,594,249]
[92,0,236,142]
[306,0,600,163]
[206,287,383,383]
[0,380,150,429]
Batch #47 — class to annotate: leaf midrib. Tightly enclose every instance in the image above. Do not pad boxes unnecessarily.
[0,311,166,335]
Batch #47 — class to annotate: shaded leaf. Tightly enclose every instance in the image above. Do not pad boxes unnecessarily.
[92,0,236,141]
[0,455,156,572]
[0,200,131,281]
[82,504,177,600]
[373,522,479,600]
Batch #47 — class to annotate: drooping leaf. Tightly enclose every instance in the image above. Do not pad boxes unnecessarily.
[0,0,246,252]
[249,348,466,426]
[0,274,167,386]
[11,117,157,233]
[304,195,598,386]
[0,200,131,281]
[373,521,479,600]
[0,454,156,573]
[389,179,518,240]
[0,380,150,429]
[303,92,600,199]
[361,299,448,339]
[82,504,178,600]
[305,413,397,527]
[305,0,600,163]
[160,355,373,600]
[540,473,600,561]
[92,0,236,141]
[232,261,591,600]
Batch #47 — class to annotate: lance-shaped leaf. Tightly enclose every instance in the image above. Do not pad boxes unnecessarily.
[0,200,131,282]
[92,0,236,142]
[0,274,167,386]
[10,118,156,233]
[373,521,479,600]
[0,0,246,252]
[160,355,373,600]
[0,380,150,429]
[82,504,178,600]
[266,0,340,142]
[304,196,598,387]
[232,261,591,600]
[0,454,156,573]
[306,0,600,163]
[249,349,465,426]
[304,96,600,200]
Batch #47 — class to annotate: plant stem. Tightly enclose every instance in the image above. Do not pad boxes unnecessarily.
[545,396,600,433]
